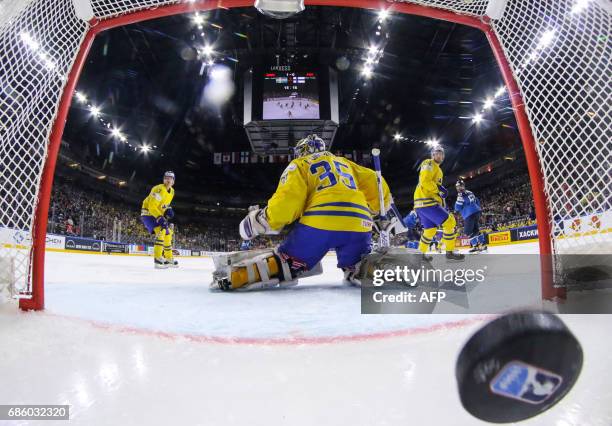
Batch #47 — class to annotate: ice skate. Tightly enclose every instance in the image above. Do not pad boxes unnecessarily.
[445,251,465,262]
[154,258,169,269]
[165,258,179,268]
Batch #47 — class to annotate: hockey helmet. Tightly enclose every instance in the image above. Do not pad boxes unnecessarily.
[294,134,326,158]
[430,145,445,156]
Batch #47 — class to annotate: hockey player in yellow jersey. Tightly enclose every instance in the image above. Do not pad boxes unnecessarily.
[211,135,404,291]
[414,146,464,261]
[140,171,178,269]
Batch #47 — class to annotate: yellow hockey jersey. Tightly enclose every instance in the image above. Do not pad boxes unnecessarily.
[265,151,390,233]
[413,158,443,208]
[141,184,174,218]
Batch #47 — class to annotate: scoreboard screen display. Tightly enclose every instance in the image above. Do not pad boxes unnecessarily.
[262,70,320,120]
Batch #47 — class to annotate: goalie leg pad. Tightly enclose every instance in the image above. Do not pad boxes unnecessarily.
[211,249,319,291]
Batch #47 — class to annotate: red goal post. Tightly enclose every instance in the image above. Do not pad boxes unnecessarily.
[0,0,608,310]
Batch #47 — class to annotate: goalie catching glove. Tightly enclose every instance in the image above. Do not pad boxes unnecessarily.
[239,205,275,240]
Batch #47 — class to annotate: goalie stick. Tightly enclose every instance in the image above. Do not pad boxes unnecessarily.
[371,148,390,248]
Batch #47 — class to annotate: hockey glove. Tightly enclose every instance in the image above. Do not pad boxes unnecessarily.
[239,205,273,240]
[155,216,168,229]
[164,208,175,220]
[438,185,448,199]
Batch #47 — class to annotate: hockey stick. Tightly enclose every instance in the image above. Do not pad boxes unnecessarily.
[371,148,390,248]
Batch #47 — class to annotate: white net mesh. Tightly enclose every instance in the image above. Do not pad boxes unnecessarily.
[0,0,609,304]
[391,0,489,16]
[492,0,612,266]
[0,0,88,297]
[91,0,180,20]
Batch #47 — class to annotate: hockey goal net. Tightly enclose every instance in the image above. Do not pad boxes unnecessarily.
[0,0,610,309]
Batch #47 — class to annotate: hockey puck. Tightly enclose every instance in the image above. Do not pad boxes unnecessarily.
[455,311,583,423]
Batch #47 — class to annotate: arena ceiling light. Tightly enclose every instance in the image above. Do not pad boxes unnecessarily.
[140,144,151,153]
[89,105,100,117]
[202,44,213,56]
[425,138,440,148]
[254,0,304,19]
[75,91,87,103]
[539,29,556,48]
[111,127,123,139]
[472,113,484,124]
[192,13,204,25]
[378,9,390,22]
[20,32,39,50]
[572,0,593,14]
[361,66,373,79]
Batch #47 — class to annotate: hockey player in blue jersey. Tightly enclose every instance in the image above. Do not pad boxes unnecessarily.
[454,179,487,252]
[402,210,420,249]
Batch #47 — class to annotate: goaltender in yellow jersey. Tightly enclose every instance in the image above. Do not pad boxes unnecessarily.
[212,134,405,291]
[265,150,390,233]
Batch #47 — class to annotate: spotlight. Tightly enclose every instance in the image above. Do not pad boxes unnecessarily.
[192,13,204,25]
[140,144,151,153]
[483,98,494,109]
[539,29,556,47]
[361,66,373,79]
[572,0,592,14]
[472,114,483,124]
[111,127,123,139]
[393,133,402,141]
[202,44,214,56]
[495,86,506,98]
[378,9,390,21]
[75,91,87,103]
[426,138,439,148]
[89,105,100,117]
[20,32,39,50]
[368,45,379,55]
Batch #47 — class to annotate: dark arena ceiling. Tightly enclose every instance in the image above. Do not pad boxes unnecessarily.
[62,5,523,205]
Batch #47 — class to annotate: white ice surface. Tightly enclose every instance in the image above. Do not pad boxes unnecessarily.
[43,252,479,340]
[1,242,611,425]
[263,97,320,120]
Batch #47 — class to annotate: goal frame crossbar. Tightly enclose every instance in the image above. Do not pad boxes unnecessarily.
[19,0,563,310]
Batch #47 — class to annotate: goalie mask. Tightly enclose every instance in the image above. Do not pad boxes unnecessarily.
[294,134,326,158]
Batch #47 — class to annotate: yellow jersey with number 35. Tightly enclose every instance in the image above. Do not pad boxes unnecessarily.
[265,152,390,233]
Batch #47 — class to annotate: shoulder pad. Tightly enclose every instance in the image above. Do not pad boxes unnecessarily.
[421,160,433,170]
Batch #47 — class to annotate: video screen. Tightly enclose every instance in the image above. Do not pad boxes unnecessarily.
[262,71,320,120]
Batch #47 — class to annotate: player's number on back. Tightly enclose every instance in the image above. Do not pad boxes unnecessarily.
[310,160,356,191]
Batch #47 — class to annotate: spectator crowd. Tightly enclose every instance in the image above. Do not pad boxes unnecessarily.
[48,173,539,251]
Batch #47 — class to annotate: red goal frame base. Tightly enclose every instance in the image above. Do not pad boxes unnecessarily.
[18,0,564,311]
